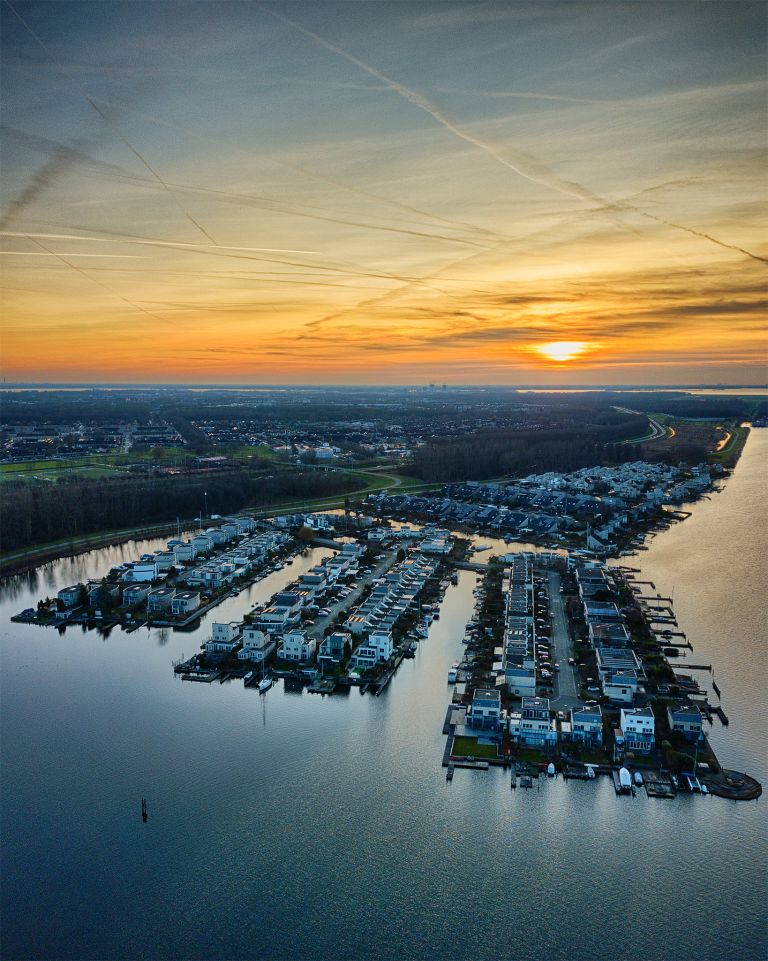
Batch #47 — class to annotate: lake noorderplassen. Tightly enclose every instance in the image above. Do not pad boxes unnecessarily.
[1,431,767,961]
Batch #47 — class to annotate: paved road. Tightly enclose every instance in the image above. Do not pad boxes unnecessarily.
[614,406,668,443]
[306,549,397,642]
[547,570,582,711]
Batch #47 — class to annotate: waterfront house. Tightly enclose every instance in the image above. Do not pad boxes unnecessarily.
[173,542,197,563]
[568,705,604,746]
[88,582,120,608]
[205,621,242,655]
[299,568,328,596]
[238,627,276,663]
[504,665,537,698]
[154,551,177,572]
[583,601,623,623]
[601,669,641,704]
[467,688,502,732]
[122,584,151,607]
[147,587,175,612]
[278,630,317,663]
[171,591,201,616]
[366,630,393,661]
[350,645,380,670]
[619,707,655,753]
[125,561,158,583]
[667,703,703,742]
[318,631,350,666]
[192,534,214,554]
[57,585,83,608]
[510,696,557,748]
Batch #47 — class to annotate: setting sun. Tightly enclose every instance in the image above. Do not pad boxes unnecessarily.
[534,341,591,363]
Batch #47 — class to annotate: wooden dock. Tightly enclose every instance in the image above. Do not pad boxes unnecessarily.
[643,772,676,799]
[181,670,220,683]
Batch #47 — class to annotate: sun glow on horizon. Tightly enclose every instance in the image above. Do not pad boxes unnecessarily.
[534,341,592,363]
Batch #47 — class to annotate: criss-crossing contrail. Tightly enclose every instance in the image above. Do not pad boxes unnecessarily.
[22,234,177,326]
[4,0,220,248]
[91,97,513,248]
[0,230,319,255]
[264,6,767,266]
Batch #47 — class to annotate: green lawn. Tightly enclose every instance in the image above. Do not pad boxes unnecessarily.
[451,736,499,759]
[511,747,546,764]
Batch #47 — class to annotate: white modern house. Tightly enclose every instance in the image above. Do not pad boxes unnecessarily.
[238,627,276,663]
[205,621,241,655]
[466,688,502,731]
[278,630,317,663]
[509,696,557,747]
[122,584,151,606]
[171,591,201,616]
[619,707,655,753]
[568,704,604,746]
[125,562,158,583]
[57,585,83,608]
[147,587,175,612]
[667,703,703,742]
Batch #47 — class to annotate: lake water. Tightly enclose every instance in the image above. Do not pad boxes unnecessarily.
[2,434,766,961]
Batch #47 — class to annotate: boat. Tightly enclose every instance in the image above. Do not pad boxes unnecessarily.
[258,676,273,693]
[700,783,709,795]
[619,767,632,792]
[586,765,596,779]
[547,762,556,777]
[447,668,458,684]
[141,797,148,823]
[520,775,533,789]
[634,771,644,786]
[243,671,253,683]
[474,545,491,552]
[415,625,429,639]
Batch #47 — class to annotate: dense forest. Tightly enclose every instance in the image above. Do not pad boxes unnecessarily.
[0,469,365,553]
[412,411,649,482]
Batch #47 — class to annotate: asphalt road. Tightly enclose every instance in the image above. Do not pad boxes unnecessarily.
[547,570,582,711]
[305,549,397,642]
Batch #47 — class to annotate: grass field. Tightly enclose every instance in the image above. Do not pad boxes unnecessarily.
[451,736,499,760]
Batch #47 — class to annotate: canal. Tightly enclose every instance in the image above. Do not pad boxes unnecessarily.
[1,436,766,961]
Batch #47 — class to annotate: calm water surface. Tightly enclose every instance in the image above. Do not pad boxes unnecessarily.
[2,434,767,961]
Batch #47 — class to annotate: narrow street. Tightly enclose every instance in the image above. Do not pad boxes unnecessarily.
[305,549,398,642]
[547,570,581,711]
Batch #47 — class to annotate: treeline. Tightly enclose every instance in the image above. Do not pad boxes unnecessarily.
[0,470,365,553]
[412,413,648,482]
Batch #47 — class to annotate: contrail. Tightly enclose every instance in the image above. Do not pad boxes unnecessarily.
[0,148,74,231]
[0,230,319,255]
[0,251,143,258]
[4,0,220,247]
[89,97,511,247]
[635,211,768,266]
[263,6,606,207]
[22,234,178,326]
[265,6,767,265]
[17,226,463,296]
[82,95,218,246]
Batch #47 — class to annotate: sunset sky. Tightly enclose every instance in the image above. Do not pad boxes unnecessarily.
[1,1,766,385]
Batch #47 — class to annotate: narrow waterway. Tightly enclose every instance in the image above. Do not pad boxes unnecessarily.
[1,435,766,961]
